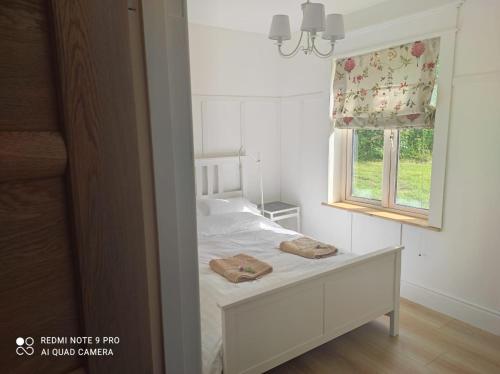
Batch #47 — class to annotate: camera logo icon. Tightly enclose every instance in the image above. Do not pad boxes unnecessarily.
[16,337,34,356]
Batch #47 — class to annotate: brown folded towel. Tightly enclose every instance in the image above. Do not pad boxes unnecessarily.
[209,254,273,283]
[280,237,338,259]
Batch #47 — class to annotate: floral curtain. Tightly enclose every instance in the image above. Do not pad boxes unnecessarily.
[332,37,440,130]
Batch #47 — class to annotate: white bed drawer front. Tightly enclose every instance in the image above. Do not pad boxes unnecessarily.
[223,282,324,373]
[324,253,395,334]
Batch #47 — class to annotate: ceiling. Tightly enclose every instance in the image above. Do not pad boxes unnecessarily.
[186,0,390,34]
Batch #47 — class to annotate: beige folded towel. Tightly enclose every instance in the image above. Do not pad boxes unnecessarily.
[280,237,338,259]
[209,254,273,283]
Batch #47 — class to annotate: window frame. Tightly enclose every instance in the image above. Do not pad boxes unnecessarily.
[344,128,431,218]
[389,129,435,216]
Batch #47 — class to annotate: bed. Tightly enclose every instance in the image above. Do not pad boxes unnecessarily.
[195,156,402,374]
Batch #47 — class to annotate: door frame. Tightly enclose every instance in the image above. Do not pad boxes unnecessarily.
[141,0,202,373]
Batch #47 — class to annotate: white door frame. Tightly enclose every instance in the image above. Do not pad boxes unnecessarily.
[141,0,202,373]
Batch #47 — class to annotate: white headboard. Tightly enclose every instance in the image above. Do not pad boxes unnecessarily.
[194,156,247,199]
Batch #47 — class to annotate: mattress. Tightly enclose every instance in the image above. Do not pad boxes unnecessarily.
[198,212,357,374]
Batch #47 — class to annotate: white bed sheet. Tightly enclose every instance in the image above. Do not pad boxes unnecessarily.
[198,212,357,374]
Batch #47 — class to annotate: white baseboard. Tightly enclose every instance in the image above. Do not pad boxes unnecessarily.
[401,280,500,336]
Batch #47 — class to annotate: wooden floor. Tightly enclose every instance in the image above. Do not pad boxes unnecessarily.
[267,298,500,374]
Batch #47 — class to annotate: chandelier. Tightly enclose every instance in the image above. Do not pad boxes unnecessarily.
[268,1,345,59]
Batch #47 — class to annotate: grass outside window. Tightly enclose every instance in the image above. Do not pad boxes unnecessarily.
[352,160,432,210]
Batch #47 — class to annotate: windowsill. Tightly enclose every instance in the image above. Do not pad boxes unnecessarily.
[322,201,441,231]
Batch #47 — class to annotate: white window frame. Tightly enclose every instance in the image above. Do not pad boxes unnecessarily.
[328,24,458,229]
[344,128,430,218]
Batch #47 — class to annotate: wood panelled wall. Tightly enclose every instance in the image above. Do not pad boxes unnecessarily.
[0,0,84,373]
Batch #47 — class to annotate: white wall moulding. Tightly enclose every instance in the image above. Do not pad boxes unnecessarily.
[200,100,242,156]
[401,281,500,336]
[191,94,281,203]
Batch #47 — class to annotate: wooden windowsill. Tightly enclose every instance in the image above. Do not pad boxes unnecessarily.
[322,201,441,231]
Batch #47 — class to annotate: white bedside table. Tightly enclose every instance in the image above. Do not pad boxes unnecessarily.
[259,201,301,232]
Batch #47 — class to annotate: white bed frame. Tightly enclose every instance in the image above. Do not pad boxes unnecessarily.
[195,155,248,200]
[195,156,403,374]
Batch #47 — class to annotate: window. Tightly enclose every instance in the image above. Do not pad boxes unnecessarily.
[348,129,384,203]
[331,37,441,218]
[394,128,434,210]
[345,127,434,215]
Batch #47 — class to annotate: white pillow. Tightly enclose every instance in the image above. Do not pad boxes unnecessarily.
[197,197,260,216]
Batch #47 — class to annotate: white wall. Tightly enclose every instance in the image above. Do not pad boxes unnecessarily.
[280,0,500,334]
[188,23,280,96]
[188,24,282,202]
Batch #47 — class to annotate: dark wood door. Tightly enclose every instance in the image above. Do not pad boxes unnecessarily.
[1,1,163,373]
[0,0,85,373]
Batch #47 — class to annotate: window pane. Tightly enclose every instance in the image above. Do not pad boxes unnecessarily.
[396,129,434,209]
[351,129,384,201]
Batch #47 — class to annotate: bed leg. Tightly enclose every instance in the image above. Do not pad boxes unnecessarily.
[390,249,401,337]
[389,309,399,336]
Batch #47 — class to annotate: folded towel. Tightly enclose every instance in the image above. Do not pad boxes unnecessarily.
[209,254,273,283]
[280,237,338,259]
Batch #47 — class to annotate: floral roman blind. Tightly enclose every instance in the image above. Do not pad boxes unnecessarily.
[332,37,440,130]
